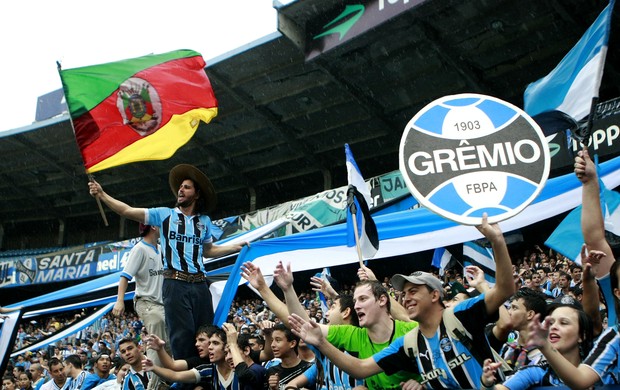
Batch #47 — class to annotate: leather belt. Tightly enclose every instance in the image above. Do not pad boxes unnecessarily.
[163,270,206,283]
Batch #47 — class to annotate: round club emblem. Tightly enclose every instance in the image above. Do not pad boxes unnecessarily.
[399,94,550,225]
[16,257,37,285]
[116,77,162,136]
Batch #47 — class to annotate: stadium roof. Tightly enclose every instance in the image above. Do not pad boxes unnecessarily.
[1,0,619,246]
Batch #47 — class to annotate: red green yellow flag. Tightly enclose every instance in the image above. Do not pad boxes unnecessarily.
[59,49,218,173]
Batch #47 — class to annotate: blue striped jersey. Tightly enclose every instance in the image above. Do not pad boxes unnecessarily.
[146,207,213,274]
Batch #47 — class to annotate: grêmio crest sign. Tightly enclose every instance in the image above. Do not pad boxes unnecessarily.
[399,94,550,225]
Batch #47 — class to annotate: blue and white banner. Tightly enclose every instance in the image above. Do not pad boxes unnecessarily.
[524,0,614,121]
[212,154,620,324]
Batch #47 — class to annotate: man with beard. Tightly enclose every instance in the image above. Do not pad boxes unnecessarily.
[82,354,116,390]
[118,338,149,390]
[89,164,246,359]
[40,359,67,390]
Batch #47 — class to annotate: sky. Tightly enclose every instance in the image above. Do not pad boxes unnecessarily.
[0,0,278,133]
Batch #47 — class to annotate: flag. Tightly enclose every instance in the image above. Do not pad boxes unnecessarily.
[345,144,379,259]
[524,0,614,121]
[431,247,453,276]
[463,241,496,286]
[59,49,218,173]
[314,268,331,314]
[545,179,620,264]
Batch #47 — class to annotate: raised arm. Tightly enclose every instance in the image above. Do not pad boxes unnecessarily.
[288,314,381,379]
[88,179,146,222]
[203,241,247,259]
[576,146,614,276]
[142,358,198,383]
[477,214,515,314]
[526,314,600,388]
[222,323,244,366]
[144,334,188,371]
[581,245,606,336]
[241,262,291,327]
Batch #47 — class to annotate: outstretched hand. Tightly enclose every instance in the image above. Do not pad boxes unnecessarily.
[481,358,503,387]
[288,313,324,347]
[273,260,294,291]
[581,244,605,281]
[144,334,165,351]
[241,261,266,290]
[526,313,551,350]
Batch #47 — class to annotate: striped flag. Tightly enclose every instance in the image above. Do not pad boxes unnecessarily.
[463,241,496,285]
[345,144,379,259]
[59,49,218,173]
[524,0,614,121]
[431,247,454,276]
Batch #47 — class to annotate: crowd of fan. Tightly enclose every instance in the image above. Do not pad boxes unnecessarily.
[3,240,611,390]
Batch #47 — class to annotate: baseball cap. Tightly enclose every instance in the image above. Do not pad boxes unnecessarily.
[391,271,445,299]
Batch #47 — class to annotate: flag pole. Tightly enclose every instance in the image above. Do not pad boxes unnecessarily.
[350,202,365,268]
[57,61,109,227]
[87,174,109,227]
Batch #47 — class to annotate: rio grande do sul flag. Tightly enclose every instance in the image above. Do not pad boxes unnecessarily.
[59,49,217,173]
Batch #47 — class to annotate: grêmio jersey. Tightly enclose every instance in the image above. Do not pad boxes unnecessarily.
[146,207,213,274]
[373,294,494,389]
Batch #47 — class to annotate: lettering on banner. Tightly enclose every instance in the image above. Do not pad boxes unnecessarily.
[37,249,97,270]
[0,261,13,285]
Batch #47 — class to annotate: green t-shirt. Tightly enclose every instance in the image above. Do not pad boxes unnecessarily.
[327,319,420,390]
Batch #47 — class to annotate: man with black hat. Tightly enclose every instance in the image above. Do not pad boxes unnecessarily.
[113,223,166,390]
[88,164,246,360]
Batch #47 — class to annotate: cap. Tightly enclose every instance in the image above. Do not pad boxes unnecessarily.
[547,295,583,314]
[391,271,445,299]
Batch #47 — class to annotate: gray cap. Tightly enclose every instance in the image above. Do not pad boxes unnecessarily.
[391,271,445,299]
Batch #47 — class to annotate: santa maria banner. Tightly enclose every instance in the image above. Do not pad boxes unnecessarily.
[59,49,218,172]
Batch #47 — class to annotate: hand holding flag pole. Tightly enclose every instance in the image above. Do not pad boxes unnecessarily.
[87,174,109,227]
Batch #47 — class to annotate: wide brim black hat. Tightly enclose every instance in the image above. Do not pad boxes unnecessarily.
[169,164,216,213]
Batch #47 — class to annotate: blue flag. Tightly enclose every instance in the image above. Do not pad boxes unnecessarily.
[431,247,453,276]
[345,144,379,259]
[524,0,614,121]
[463,241,496,285]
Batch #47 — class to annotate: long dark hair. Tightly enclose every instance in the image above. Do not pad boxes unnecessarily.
[548,305,594,359]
